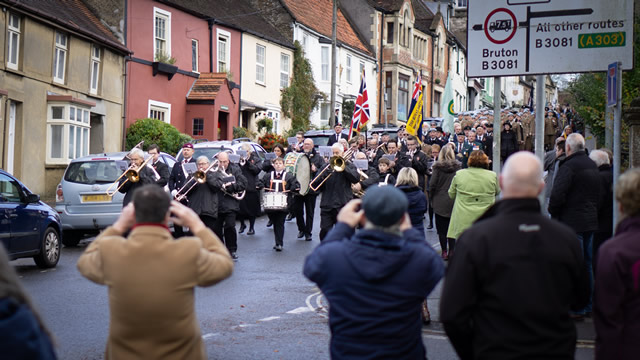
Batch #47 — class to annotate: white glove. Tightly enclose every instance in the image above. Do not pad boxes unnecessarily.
[171,189,178,198]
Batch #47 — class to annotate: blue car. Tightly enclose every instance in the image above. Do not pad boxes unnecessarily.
[0,170,62,268]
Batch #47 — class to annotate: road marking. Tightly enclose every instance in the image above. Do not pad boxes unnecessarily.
[287,306,313,314]
[258,316,281,322]
[202,333,219,340]
[305,290,328,318]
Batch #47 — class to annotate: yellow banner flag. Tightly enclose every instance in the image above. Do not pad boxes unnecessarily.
[406,91,423,143]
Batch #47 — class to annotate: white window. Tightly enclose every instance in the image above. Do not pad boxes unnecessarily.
[53,32,68,84]
[154,8,171,60]
[191,39,199,72]
[148,100,171,124]
[90,45,101,94]
[320,103,331,121]
[217,29,231,73]
[256,44,265,85]
[47,103,91,163]
[267,110,280,133]
[321,46,329,81]
[7,13,20,70]
[302,33,309,53]
[346,55,352,83]
[280,53,290,88]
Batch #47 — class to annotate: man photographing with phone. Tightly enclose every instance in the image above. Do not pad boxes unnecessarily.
[303,186,444,359]
[77,184,234,359]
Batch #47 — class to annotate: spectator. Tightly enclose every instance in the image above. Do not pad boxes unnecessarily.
[441,152,589,360]
[500,122,518,163]
[589,149,613,270]
[0,245,57,360]
[548,133,600,320]
[447,150,500,241]
[77,185,233,359]
[594,168,640,360]
[429,144,461,260]
[303,188,444,359]
[395,167,427,236]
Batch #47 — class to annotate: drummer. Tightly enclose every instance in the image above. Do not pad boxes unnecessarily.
[293,138,326,241]
[258,157,300,251]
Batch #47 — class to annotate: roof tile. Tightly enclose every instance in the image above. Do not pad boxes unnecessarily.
[187,73,236,103]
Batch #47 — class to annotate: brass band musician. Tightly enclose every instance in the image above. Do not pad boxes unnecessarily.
[119,148,155,207]
[214,152,247,261]
[351,152,379,198]
[187,156,223,232]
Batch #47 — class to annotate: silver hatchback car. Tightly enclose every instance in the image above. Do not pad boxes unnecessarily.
[55,152,176,246]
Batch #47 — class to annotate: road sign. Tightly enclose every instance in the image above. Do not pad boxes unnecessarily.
[467,0,634,77]
[607,62,618,107]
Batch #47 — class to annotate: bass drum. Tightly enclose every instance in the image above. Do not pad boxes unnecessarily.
[284,152,310,195]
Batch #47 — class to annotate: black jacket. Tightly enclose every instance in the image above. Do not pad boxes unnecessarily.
[428,160,461,217]
[150,160,170,188]
[441,198,590,360]
[376,170,396,186]
[118,165,155,206]
[240,152,262,194]
[359,167,380,190]
[596,164,613,235]
[500,130,518,160]
[326,132,348,146]
[169,157,196,192]
[0,297,56,360]
[317,161,360,209]
[217,163,248,213]
[399,150,430,190]
[187,171,222,218]
[548,151,600,232]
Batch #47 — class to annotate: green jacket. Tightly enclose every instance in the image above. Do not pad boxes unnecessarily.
[447,167,500,239]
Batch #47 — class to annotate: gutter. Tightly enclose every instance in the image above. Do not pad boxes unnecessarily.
[208,19,214,73]
[378,12,384,125]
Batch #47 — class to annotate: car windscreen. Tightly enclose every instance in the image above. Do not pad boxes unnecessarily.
[176,148,224,162]
[306,136,329,147]
[64,161,124,184]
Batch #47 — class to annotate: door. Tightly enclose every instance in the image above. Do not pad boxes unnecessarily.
[218,111,228,140]
[0,173,40,254]
[6,102,16,174]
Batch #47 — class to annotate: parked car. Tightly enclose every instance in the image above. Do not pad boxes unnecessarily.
[176,138,267,161]
[303,129,350,148]
[0,169,62,268]
[55,151,176,246]
[368,124,400,140]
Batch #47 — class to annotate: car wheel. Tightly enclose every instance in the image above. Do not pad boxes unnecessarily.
[34,227,61,268]
[62,230,82,247]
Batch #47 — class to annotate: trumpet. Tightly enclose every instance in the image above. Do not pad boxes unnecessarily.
[174,159,220,202]
[106,156,152,197]
[309,147,356,191]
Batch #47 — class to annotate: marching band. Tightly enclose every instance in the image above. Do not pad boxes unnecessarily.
[109,129,439,256]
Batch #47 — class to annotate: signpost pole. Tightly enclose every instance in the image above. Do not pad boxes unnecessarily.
[492,77,502,174]
[613,61,622,231]
[605,97,613,150]
[535,75,546,208]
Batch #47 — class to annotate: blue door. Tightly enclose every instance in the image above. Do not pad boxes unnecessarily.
[0,174,40,254]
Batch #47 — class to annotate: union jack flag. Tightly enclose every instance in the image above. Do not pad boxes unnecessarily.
[349,69,370,139]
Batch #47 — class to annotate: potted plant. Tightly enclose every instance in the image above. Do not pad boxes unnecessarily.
[152,52,178,80]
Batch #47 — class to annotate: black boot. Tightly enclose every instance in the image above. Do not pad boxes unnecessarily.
[238,223,246,234]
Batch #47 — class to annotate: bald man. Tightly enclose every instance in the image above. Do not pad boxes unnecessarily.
[214,151,247,260]
[441,152,589,360]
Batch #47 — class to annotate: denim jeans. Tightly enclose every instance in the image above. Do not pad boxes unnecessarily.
[576,231,594,314]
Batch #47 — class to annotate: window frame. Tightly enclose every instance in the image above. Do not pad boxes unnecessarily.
[192,118,204,136]
[216,28,231,73]
[153,7,171,60]
[385,72,392,109]
[397,74,409,121]
[53,31,68,84]
[321,46,329,81]
[256,44,266,85]
[346,54,352,84]
[280,53,290,88]
[46,102,91,164]
[386,21,394,45]
[320,102,331,121]
[7,13,20,70]
[90,45,101,94]
[148,100,171,124]
[191,39,199,73]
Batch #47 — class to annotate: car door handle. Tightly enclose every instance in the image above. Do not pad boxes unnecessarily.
[8,213,18,218]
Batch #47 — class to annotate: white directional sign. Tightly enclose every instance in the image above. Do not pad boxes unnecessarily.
[467,0,634,77]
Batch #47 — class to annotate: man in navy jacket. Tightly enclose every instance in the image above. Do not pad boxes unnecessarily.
[304,186,444,359]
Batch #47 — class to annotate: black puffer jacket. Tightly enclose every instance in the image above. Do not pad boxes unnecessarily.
[318,162,360,209]
[187,171,222,218]
[217,163,248,213]
[548,151,600,232]
[429,160,461,218]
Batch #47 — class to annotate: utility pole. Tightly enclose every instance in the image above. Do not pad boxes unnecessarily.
[330,0,337,127]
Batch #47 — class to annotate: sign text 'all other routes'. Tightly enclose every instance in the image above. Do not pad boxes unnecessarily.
[467,0,634,77]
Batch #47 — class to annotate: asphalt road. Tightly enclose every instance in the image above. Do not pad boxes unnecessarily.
[14,206,596,359]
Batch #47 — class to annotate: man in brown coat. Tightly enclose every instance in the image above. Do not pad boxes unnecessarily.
[77,185,234,360]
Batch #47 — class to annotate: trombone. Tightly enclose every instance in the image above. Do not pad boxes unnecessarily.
[105,156,153,197]
[309,147,356,191]
[174,159,220,202]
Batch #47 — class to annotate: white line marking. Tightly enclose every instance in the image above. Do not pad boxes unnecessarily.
[423,334,448,340]
[258,316,281,322]
[202,333,219,340]
[287,306,313,314]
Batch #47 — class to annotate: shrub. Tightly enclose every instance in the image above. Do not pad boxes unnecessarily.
[256,117,274,133]
[126,118,192,156]
[258,132,287,152]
